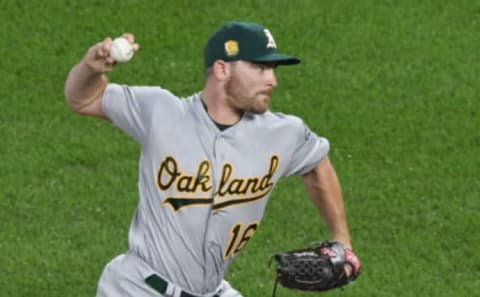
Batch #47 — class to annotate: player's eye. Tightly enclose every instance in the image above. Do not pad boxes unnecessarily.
[253,63,274,72]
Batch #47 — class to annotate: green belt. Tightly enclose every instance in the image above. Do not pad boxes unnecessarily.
[145,274,220,297]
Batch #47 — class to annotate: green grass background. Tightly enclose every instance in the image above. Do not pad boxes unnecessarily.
[1,0,479,296]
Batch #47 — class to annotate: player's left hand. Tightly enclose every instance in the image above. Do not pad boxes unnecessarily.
[321,243,361,279]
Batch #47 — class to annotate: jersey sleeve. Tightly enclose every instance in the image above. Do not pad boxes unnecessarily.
[283,119,330,176]
[102,83,179,145]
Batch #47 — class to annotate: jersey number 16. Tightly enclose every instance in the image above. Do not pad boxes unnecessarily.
[224,222,259,259]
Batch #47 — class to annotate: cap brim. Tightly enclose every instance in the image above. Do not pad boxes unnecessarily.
[250,52,301,65]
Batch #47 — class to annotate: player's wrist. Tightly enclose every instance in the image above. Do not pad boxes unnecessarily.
[331,237,351,249]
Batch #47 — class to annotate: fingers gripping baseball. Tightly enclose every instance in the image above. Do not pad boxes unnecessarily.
[83,37,114,73]
[84,34,139,73]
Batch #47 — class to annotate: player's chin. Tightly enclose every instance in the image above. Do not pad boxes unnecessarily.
[259,95,271,107]
[251,103,269,114]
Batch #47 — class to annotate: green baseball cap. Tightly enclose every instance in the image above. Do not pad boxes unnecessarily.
[204,21,301,68]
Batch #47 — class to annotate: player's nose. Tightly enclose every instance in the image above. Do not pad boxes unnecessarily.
[265,68,277,88]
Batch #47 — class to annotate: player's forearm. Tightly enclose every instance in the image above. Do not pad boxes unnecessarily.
[314,190,351,248]
[64,61,108,113]
[303,158,352,248]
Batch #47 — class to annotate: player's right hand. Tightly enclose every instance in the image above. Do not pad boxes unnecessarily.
[82,34,139,74]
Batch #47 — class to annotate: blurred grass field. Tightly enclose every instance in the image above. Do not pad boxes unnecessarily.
[1,1,479,296]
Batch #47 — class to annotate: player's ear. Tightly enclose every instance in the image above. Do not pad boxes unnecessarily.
[212,60,231,81]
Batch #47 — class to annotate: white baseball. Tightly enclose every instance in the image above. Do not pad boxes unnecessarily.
[110,37,134,63]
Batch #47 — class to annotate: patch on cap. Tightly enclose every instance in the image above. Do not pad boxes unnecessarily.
[264,29,277,49]
[224,40,239,57]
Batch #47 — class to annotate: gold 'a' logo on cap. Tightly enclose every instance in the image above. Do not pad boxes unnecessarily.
[224,40,239,56]
[264,29,277,49]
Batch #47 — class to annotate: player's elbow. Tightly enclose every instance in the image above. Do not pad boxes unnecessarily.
[64,86,84,114]
[66,95,106,119]
[64,82,107,119]
[64,88,86,115]
[64,77,86,115]
[64,65,109,118]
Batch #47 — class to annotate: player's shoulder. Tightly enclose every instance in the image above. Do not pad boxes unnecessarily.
[114,83,190,110]
[242,111,309,139]
[256,110,306,129]
[106,83,178,102]
[128,84,178,101]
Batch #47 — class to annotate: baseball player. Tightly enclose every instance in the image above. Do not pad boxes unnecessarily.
[64,21,361,297]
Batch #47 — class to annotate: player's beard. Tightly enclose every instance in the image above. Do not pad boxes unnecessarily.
[225,75,271,115]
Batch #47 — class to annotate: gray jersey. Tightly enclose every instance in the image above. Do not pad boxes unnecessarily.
[102,83,329,294]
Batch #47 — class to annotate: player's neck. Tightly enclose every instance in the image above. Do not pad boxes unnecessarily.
[201,89,242,126]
